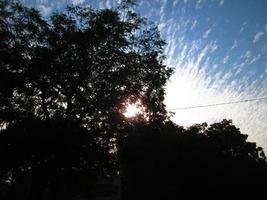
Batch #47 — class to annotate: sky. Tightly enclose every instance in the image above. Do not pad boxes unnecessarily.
[21,0,267,150]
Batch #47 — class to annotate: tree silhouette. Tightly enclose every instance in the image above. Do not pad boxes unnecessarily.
[0,0,172,126]
[0,117,106,199]
[0,0,172,199]
[119,120,267,199]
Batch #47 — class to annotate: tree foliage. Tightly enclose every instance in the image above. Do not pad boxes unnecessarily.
[120,119,267,199]
[0,0,172,199]
[0,0,172,127]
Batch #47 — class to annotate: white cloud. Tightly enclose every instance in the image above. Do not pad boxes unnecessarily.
[164,25,267,151]
[158,0,168,31]
[70,0,85,5]
[253,31,264,43]
[202,23,216,39]
[173,0,180,6]
[203,27,212,38]
[230,40,238,50]
[191,19,197,30]
[243,50,252,59]
[196,0,206,9]
[236,50,261,69]
[160,0,167,17]
[223,55,229,64]
[105,0,113,8]
[219,0,224,7]
[239,21,247,33]
[166,56,267,149]
[36,4,52,16]
[249,53,261,65]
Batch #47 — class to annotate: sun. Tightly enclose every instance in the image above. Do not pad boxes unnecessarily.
[123,103,141,118]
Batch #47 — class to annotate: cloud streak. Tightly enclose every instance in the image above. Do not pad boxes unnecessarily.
[253,31,264,43]
[219,0,224,7]
[70,0,85,5]
[150,1,267,150]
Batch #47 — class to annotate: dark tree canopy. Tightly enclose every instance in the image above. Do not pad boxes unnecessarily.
[120,119,267,199]
[0,0,172,199]
[0,0,172,128]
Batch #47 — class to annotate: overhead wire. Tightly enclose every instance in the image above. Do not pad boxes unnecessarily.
[168,97,267,110]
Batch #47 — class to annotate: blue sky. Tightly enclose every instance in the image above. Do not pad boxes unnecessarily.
[21,0,267,150]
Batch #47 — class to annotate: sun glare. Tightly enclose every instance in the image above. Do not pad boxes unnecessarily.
[123,103,141,118]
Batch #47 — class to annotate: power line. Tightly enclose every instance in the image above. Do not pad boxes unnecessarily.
[168,97,267,111]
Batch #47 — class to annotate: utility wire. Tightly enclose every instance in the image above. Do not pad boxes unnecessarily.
[168,97,267,111]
